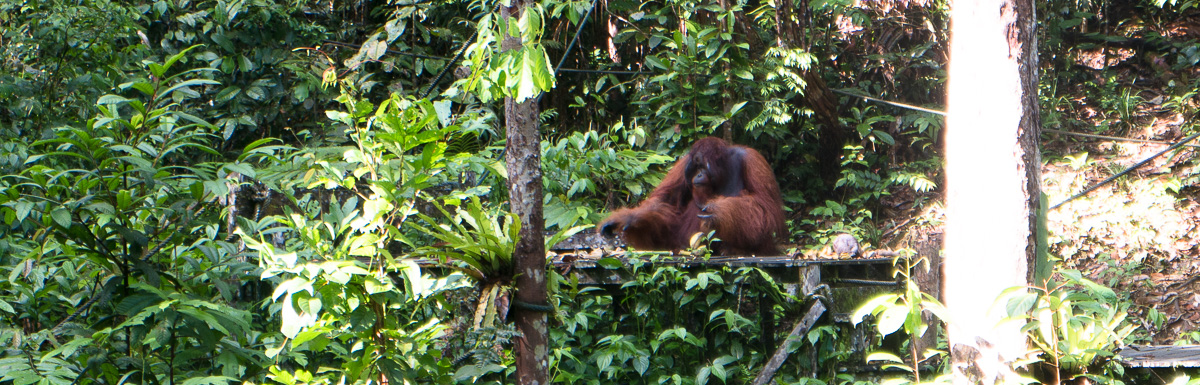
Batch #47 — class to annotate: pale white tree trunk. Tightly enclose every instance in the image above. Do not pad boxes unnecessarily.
[944,0,1041,383]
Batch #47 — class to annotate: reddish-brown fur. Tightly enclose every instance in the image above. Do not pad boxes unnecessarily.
[599,137,786,255]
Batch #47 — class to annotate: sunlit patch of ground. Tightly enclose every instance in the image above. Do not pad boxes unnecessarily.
[1043,132,1200,344]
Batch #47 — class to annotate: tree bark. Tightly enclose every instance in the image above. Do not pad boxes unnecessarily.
[944,0,1041,383]
[774,0,800,49]
[775,0,845,189]
[907,227,943,366]
[501,1,549,384]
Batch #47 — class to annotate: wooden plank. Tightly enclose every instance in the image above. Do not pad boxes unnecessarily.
[1118,345,1200,368]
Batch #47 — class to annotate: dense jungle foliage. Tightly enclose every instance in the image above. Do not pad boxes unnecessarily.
[2,0,1199,383]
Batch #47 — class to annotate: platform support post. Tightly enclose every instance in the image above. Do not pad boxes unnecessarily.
[753,266,826,385]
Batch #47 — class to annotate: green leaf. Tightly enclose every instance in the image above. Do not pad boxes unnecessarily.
[246,86,266,101]
[596,352,613,372]
[174,110,218,129]
[293,84,309,102]
[531,45,555,91]
[130,82,156,96]
[364,38,387,61]
[1005,291,1040,316]
[876,303,908,336]
[365,277,390,294]
[215,86,242,103]
[161,79,221,98]
[180,376,237,385]
[433,99,453,127]
[280,292,316,339]
[696,366,711,385]
[384,17,407,42]
[597,257,623,269]
[238,55,255,72]
[223,162,254,178]
[175,86,201,102]
[118,155,154,170]
[453,364,506,381]
[865,352,905,364]
[50,207,71,227]
[645,55,668,70]
[97,95,131,105]
[178,306,231,335]
[515,49,538,102]
[162,44,204,76]
[13,201,32,222]
[711,356,730,382]
[851,294,899,325]
[264,345,284,358]
[212,33,235,52]
[148,62,168,79]
[43,337,94,362]
[872,130,896,145]
[633,354,649,375]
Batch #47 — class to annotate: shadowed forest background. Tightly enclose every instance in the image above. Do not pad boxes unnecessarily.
[2,0,1200,383]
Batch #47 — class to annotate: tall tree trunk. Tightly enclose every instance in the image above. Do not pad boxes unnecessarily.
[774,0,800,49]
[776,0,844,189]
[719,0,733,141]
[944,0,1041,383]
[500,1,549,384]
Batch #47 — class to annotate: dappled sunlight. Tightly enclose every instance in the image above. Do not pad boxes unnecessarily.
[1043,143,1200,343]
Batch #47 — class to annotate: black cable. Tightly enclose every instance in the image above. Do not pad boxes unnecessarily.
[511,299,555,312]
[832,89,1200,211]
[834,89,1198,151]
[537,0,600,103]
[1050,131,1200,210]
[827,278,901,287]
[832,89,946,116]
[1045,128,1200,148]
[422,34,473,98]
[553,0,600,77]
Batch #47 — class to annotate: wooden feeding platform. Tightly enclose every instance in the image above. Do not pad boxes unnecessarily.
[1118,345,1200,368]
[550,251,903,287]
[547,231,907,288]
[547,235,1200,371]
[546,233,917,385]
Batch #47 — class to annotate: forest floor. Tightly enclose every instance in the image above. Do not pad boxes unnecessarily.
[1042,98,1200,345]
[1043,122,1200,345]
[879,47,1200,345]
[1039,35,1200,344]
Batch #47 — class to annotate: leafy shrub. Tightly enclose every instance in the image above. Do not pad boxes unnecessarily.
[541,130,674,229]
[551,261,820,385]
[0,46,268,384]
[1005,270,1135,385]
